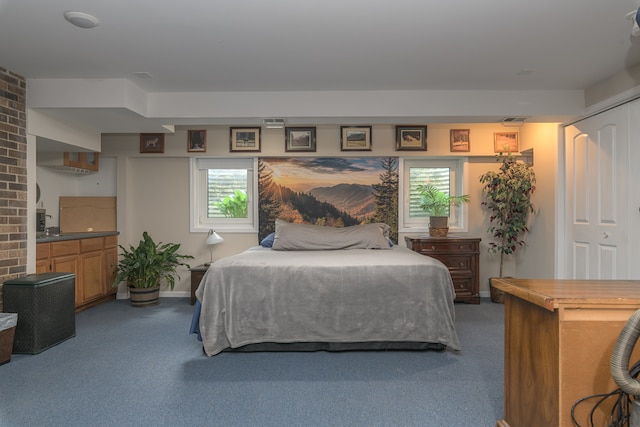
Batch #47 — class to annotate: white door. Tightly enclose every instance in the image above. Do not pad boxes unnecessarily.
[563,105,630,279]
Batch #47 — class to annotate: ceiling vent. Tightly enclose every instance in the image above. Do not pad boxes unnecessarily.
[262,118,286,129]
[500,117,527,127]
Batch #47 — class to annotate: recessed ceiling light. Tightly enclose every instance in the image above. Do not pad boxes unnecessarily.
[64,11,100,29]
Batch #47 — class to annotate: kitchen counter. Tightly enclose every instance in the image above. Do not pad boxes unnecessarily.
[36,231,119,243]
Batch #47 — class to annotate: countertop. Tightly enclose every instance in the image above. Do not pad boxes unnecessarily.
[491,277,640,312]
[36,231,120,243]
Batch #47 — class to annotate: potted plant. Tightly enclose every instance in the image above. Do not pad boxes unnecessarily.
[113,231,193,307]
[416,183,469,237]
[479,152,536,303]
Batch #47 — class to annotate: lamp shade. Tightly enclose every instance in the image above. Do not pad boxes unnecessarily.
[206,230,224,245]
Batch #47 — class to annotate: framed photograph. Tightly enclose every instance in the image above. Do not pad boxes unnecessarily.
[494,132,519,153]
[395,125,427,151]
[285,127,316,152]
[140,133,164,153]
[340,126,372,151]
[187,130,206,152]
[230,127,261,152]
[450,129,470,152]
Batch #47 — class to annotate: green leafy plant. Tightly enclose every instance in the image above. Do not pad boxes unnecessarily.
[217,189,248,218]
[416,184,470,217]
[479,153,536,277]
[113,231,193,290]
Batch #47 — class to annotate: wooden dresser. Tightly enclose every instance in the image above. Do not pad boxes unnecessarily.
[405,235,481,304]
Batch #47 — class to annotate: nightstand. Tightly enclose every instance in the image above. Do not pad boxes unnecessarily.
[405,235,481,304]
[190,264,209,305]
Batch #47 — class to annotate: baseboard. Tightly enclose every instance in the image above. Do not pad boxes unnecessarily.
[116,290,189,299]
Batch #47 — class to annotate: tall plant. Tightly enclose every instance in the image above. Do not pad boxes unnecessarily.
[479,153,536,277]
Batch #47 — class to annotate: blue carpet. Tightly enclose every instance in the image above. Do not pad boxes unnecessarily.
[0,298,503,427]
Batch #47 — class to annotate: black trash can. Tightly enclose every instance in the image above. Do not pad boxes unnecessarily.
[2,272,76,354]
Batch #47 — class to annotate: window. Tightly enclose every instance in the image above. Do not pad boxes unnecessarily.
[400,158,468,231]
[190,158,258,232]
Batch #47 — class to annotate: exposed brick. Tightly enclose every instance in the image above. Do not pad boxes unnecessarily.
[0,68,26,289]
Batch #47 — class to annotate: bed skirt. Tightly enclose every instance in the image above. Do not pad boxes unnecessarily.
[189,301,445,353]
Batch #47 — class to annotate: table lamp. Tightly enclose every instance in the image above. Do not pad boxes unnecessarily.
[205,229,224,266]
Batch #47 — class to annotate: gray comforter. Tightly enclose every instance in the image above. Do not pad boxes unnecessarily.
[196,245,461,356]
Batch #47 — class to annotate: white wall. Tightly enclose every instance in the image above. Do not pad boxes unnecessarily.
[95,122,559,297]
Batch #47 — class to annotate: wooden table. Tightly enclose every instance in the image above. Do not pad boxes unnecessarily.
[493,278,640,427]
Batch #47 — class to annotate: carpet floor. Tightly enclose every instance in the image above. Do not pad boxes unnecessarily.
[0,297,504,427]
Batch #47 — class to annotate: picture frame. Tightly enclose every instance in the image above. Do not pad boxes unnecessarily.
[395,125,427,151]
[450,129,470,152]
[187,130,206,152]
[230,127,261,152]
[285,127,316,152]
[340,126,372,151]
[140,133,164,153]
[494,132,519,153]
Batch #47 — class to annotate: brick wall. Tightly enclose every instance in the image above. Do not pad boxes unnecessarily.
[0,67,27,311]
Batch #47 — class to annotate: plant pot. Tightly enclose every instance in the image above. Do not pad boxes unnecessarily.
[429,216,449,237]
[489,278,505,304]
[129,285,160,307]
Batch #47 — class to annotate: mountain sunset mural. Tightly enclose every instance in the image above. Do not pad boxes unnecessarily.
[258,157,399,242]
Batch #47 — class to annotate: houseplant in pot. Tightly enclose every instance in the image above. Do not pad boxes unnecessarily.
[479,152,536,303]
[416,183,469,237]
[113,231,193,307]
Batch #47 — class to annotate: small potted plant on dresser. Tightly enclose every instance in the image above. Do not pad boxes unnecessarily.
[113,231,193,307]
[479,152,536,303]
[416,183,469,237]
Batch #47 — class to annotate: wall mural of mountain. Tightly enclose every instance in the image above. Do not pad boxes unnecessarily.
[258,157,399,243]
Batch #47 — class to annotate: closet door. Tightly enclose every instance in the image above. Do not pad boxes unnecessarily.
[563,105,630,279]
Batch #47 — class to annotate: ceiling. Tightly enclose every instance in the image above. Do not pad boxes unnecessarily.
[1,0,640,137]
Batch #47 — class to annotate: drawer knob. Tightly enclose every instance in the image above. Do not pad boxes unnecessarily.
[431,246,436,250]
[460,262,464,266]
[459,245,464,249]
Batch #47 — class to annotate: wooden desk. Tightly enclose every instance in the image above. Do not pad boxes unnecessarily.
[190,264,209,305]
[493,278,640,427]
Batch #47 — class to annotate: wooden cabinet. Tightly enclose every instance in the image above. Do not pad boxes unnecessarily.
[405,235,481,304]
[104,236,118,295]
[80,238,105,302]
[493,278,640,427]
[35,242,50,274]
[36,234,118,311]
[64,152,99,171]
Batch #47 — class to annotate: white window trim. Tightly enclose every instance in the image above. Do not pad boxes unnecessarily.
[190,157,258,233]
[399,157,469,233]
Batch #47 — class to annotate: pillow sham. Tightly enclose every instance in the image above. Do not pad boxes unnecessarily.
[260,232,275,248]
[272,219,390,251]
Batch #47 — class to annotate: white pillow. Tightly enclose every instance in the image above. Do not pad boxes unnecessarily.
[272,219,390,251]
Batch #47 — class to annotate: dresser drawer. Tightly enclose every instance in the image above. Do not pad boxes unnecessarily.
[434,255,472,272]
[414,241,479,254]
[450,275,474,296]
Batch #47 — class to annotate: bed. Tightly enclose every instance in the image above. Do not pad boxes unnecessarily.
[190,221,461,356]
